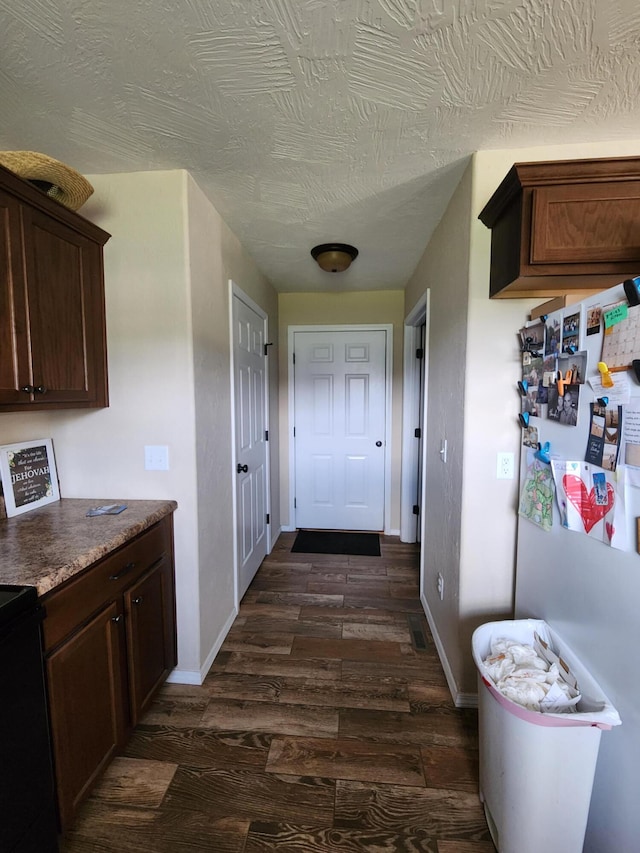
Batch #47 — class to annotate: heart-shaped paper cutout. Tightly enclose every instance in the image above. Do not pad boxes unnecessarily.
[563,474,614,533]
[606,521,615,541]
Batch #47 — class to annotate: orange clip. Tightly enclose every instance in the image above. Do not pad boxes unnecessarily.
[597,362,614,388]
[556,370,572,397]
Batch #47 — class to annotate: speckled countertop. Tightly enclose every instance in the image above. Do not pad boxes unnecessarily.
[0,498,177,596]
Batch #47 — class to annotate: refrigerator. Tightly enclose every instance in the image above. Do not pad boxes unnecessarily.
[514,280,640,853]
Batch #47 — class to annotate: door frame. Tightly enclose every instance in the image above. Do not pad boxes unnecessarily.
[229,280,272,609]
[400,292,430,543]
[287,324,393,534]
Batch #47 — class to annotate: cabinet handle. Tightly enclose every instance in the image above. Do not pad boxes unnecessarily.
[237,463,248,473]
[133,596,143,605]
[21,385,34,394]
[34,385,47,394]
[111,614,122,623]
[109,561,135,581]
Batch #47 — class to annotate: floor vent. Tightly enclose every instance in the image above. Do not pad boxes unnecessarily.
[407,615,428,650]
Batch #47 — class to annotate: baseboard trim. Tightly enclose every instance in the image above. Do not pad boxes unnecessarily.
[455,692,479,709]
[166,607,238,686]
[384,527,400,537]
[420,592,478,709]
[270,525,282,551]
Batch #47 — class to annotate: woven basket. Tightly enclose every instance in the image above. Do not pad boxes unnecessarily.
[0,150,94,210]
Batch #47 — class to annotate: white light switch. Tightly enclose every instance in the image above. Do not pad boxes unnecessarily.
[145,445,169,471]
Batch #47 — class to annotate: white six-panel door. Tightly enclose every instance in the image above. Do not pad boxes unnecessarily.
[293,329,387,531]
[233,292,269,599]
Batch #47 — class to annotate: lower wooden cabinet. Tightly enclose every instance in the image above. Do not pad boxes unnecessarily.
[41,515,176,830]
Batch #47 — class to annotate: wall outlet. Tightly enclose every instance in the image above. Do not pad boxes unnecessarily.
[496,452,514,480]
[144,445,169,471]
[436,572,444,600]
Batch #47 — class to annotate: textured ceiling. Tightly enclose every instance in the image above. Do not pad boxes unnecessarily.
[2,0,640,291]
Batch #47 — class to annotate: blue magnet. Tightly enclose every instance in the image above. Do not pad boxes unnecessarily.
[535,441,551,464]
[519,411,530,428]
[597,397,609,407]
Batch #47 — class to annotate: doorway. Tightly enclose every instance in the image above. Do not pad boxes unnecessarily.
[400,294,429,543]
[231,285,270,601]
[289,326,392,532]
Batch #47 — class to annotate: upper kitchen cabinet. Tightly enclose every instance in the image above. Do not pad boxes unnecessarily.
[479,156,640,298]
[0,163,110,411]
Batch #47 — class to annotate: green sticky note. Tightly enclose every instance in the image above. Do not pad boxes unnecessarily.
[604,303,628,329]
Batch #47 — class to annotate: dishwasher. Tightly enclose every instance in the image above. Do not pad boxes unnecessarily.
[0,585,59,852]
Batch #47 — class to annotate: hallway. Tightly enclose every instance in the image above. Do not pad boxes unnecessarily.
[61,533,495,852]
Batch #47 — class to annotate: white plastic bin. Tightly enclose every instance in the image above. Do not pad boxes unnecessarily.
[472,619,621,853]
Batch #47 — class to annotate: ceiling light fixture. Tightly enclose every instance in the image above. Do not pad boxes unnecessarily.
[311,243,359,273]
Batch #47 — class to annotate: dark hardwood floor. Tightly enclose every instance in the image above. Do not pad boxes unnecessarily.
[61,532,495,852]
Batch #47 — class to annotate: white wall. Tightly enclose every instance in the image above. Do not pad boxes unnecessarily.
[0,169,279,683]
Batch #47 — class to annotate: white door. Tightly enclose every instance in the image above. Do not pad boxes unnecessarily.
[232,292,269,599]
[293,329,387,531]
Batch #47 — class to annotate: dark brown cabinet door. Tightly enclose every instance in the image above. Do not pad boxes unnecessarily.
[22,206,106,405]
[46,601,127,830]
[0,188,31,404]
[124,556,175,725]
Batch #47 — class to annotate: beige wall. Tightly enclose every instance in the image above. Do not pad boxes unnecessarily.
[278,290,405,533]
[404,163,473,692]
[0,169,278,682]
[186,175,280,666]
[406,138,640,701]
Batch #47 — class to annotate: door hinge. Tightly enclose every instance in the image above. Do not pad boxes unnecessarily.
[294,498,297,508]
[265,430,269,441]
[293,427,296,437]
[413,504,420,515]
[266,513,270,524]
[292,352,296,364]
[414,427,422,439]
[416,347,424,359]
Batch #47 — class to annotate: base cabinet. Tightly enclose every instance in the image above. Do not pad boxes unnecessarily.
[42,515,176,830]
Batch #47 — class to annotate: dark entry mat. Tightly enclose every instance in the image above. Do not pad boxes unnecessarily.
[292,530,381,557]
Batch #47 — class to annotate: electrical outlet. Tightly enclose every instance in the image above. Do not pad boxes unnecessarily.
[497,452,514,480]
[436,572,444,600]
[144,445,169,471]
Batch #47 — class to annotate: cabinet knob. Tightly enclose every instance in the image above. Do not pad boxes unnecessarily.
[111,614,122,623]
[237,463,249,473]
[34,385,47,394]
[21,385,34,394]
[133,596,143,605]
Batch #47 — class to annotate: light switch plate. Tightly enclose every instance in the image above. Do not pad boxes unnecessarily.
[145,445,169,471]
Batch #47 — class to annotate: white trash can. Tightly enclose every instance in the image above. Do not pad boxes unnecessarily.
[472,619,621,853]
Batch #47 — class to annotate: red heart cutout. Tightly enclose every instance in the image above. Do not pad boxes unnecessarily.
[563,474,614,533]
[606,521,615,541]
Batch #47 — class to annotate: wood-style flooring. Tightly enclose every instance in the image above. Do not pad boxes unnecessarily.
[61,532,495,852]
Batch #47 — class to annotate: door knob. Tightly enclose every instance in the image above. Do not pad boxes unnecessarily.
[375,440,382,447]
[237,463,248,473]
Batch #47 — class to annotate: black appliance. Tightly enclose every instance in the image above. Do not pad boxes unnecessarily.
[0,585,59,852]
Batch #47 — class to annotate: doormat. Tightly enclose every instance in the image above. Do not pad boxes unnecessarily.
[292,530,381,557]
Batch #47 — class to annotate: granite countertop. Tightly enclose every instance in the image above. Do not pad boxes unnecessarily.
[0,498,177,596]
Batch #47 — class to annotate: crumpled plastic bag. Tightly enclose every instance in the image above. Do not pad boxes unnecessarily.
[483,638,581,712]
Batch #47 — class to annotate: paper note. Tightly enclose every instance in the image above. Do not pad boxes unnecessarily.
[588,372,631,406]
[603,303,628,329]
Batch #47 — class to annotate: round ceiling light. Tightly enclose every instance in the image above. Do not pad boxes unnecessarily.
[311,243,359,273]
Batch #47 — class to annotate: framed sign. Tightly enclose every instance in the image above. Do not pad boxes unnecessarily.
[0,439,60,517]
